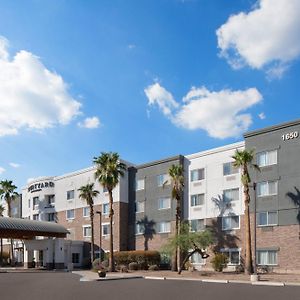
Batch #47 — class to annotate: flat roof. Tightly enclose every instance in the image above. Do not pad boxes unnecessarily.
[0,217,69,239]
[133,155,183,170]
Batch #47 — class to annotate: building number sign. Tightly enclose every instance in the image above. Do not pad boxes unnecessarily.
[281,131,299,141]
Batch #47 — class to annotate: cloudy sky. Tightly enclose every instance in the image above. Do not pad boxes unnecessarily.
[0,0,299,190]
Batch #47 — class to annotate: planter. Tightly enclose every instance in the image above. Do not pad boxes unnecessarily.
[98,270,107,278]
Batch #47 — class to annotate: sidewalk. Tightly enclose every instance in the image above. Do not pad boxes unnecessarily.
[73,269,300,286]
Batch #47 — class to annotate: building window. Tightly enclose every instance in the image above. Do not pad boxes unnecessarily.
[223,188,239,203]
[66,209,75,220]
[47,213,56,222]
[158,221,171,233]
[102,203,109,215]
[223,162,239,176]
[257,150,277,167]
[33,214,39,221]
[103,187,108,193]
[222,216,240,230]
[33,197,39,209]
[83,225,91,238]
[72,253,80,264]
[158,197,171,210]
[157,174,170,187]
[28,199,30,208]
[257,181,278,197]
[220,249,240,265]
[67,190,75,200]
[135,223,144,235]
[190,168,205,182]
[257,250,277,265]
[257,211,278,226]
[136,179,145,191]
[190,219,205,232]
[102,224,110,236]
[136,201,145,213]
[191,252,205,264]
[83,207,90,218]
[190,194,204,207]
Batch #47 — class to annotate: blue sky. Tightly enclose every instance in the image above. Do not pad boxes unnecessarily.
[0,0,299,190]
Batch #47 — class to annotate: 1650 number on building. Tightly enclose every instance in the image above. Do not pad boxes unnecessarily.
[282,131,299,141]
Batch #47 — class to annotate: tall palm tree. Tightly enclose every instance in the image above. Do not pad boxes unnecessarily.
[0,180,18,266]
[78,183,99,264]
[0,204,4,267]
[232,149,260,275]
[168,164,184,272]
[93,152,126,272]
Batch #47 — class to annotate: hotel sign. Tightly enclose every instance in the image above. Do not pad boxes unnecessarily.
[28,181,55,193]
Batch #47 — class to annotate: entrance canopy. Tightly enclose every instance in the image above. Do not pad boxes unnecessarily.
[0,217,69,239]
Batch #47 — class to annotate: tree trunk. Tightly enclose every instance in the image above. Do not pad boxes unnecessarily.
[0,238,3,266]
[10,239,14,266]
[108,190,115,272]
[178,249,198,275]
[171,212,178,272]
[90,203,95,265]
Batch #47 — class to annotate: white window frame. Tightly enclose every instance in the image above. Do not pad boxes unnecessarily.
[136,178,145,191]
[158,197,171,210]
[257,250,278,266]
[257,211,278,227]
[222,216,240,231]
[220,248,241,265]
[157,174,170,187]
[66,209,75,220]
[33,197,39,210]
[136,201,145,213]
[223,162,239,176]
[257,181,278,197]
[102,203,109,215]
[257,150,277,167]
[190,168,205,182]
[67,190,75,201]
[102,223,110,236]
[83,206,90,218]
[83,225,91,238]
[223,188,239,203]
[135,223,144,235]
[158,221,171,233]
[190,194,204,207]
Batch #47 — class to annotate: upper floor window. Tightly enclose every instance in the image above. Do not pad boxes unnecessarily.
[257,150,277,167]
[33,214,39,221]
[83,225,91,238]
[223,162,239,176]
[33,197,39,208]
[136,201,145,213]
[222,216,240,231]
[136,179,145,191]
[157,174,170,187]
[190,219,205,232]
[190,168,205,182]
[102,224,110,236]
[158,221,171,233]
[67,190,75,200]
[102,203,109,215]
[190,194,204,207]
[257,211,278,226]
[223,188,239,203]
[158,197,171,210]
[47,195,55,206]
[257,181,278,197]
[83,207,90,218]
[66,209,75,220]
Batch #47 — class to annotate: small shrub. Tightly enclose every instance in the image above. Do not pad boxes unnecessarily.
[102,260,109,268]
[211,253,228,272]
[119,265,128,273]
[148,264,159,271]
[128,262,139,270]
[92,258,107,272]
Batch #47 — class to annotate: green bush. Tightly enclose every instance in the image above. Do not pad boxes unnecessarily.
[148,264,159,271]
[114,250,161,267]
[92,258,107,271]
[128,262,139,270]
[211,253,228,272]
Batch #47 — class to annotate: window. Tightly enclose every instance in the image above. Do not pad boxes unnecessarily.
[257,181,278,197]
[191,252,205,264]
[190,168,205,182]
[83,225,91,237]
[257,250,277,265]
[33,197,39,209]
[158,221,171,233]
[257,211,278,226]
[257,150,277,167]
[223,162,239,176]
[158,197,171,210]
[136,179,145,191]
[47,213,56,222]
[102,203,109,215]
[135,223,144,235]
[66,209,75,220]
[136,201,145,213]
[222,216,240,230]
[47,195,55,206]
[72,253,80,264]
[223,188,239,203]
[33,214,39,221]
[157,174,170,187]
[83,207,90,217]
[102,224,110,236]
[190,219,205,232]
[190,194,204,207]
[221,249,240,265]
[67,190,75,200]
[103,187,108,193]
[28,199,30,208]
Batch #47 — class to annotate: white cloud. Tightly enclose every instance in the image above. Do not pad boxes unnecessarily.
[145,84,262,139]
[0,167,5,174]
[0,36,82,137]
[9,162,20,168]
[77,116,101,129]
[258,112,266,120]
[127,44,136,50]
[217,0,300,77]
[144,83,179,116]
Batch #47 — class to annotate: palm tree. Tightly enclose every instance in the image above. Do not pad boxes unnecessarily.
[0,204,4,267]
[78,183,99,265]
[93,152,126,272]
[232,149,260,275]
[168,164,184,272]
[0,180,18,266]
[136,216,156,251]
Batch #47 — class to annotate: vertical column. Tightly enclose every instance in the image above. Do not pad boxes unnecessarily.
[54,238,65,269]
[23,243,34,269]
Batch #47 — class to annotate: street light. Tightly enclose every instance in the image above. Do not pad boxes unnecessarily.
[96,211,102,261]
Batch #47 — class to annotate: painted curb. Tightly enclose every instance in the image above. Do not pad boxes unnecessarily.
[202,279,228,284]
[144,276,166,280]
[252,281,285,286]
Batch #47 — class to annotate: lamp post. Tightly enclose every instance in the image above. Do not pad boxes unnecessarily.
[96,211,102,261]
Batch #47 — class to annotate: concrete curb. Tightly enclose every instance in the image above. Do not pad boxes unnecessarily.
[144,276,166,280]
[202,279,228,284]
[252,281,285,286]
